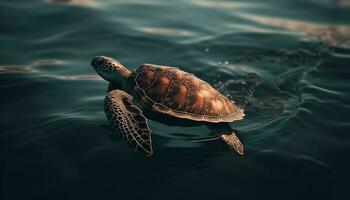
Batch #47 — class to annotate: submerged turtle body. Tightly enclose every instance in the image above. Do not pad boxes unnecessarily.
[131,64,244,123]
[91,56,245,156]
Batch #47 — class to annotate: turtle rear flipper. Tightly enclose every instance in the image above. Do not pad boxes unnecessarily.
[220,133,244,155]
[207,123,244,155]
[105,90,153,156]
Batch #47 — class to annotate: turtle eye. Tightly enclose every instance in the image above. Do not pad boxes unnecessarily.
[91,56,106,67]
[95,57,104,66]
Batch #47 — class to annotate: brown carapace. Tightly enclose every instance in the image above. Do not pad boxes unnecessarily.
[91,56,245,157]
[131,64,244,123]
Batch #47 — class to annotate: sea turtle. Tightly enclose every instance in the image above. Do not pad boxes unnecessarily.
[91,56,245,156]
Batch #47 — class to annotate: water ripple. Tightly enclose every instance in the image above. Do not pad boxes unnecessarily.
[137,27,193,37]
[46,0,97,7]
[239,13,350,46]
[0,65,32,73]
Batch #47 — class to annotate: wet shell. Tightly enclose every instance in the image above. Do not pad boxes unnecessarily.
[132,64,244,123]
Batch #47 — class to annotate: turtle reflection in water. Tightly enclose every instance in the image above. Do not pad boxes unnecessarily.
[91,56,245,156]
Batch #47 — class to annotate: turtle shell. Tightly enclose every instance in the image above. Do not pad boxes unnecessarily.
[131,64,244,123]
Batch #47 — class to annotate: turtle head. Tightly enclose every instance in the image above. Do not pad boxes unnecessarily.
[91,56,131,87]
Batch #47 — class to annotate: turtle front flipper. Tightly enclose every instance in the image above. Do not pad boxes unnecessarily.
[104,89,153,156]
[207,123,244,155]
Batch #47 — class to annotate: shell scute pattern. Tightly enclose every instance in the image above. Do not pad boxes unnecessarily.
[133,64,245,122]
[135,67,157,89]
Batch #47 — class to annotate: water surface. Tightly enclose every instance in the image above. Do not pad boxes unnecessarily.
[1,0,350,199]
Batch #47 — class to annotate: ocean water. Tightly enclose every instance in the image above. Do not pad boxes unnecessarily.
[1,0,350,199]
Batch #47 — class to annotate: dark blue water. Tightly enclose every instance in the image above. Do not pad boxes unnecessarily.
[1,0,350,199]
